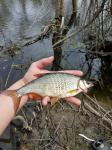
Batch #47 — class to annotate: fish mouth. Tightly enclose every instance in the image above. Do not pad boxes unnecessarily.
[86,81,94,87]
[89,78,98,85]
[77,80,94,93]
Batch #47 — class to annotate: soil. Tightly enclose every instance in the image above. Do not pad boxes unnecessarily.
[10,94,112,150]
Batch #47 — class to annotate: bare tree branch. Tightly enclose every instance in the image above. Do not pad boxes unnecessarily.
[52,0,107,48]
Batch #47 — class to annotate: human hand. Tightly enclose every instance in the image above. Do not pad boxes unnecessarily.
[22,56,83,106]
[23,56,53,84]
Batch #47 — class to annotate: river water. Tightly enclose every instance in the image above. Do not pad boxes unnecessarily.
[0,0,72,86]
[0,0,112,149]
[0,0,54,89]
[0,0,102,88]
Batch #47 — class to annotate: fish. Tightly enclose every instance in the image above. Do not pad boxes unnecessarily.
[2,73,93,111]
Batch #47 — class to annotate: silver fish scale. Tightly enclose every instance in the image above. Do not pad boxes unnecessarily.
[36,73,79,96]
[17,73,80,97]
[48,74,67,94]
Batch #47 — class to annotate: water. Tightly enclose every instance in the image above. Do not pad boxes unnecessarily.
[0,0,54,87]
[0,0,111,103]
[0,0,97,88]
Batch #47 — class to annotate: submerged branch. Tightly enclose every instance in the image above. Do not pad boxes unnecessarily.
[23,25,51,47]
[0,25,52,57]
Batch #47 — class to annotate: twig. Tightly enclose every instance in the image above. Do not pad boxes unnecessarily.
[84,102,112,129]
[5,61,14,88]
[52,0,107,48]
[54,116,65,135]
[84,93,112,120]
[23,24,51,47]
[26,138,51,142]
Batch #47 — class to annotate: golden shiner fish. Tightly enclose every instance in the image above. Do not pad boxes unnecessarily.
[4,73,93,107]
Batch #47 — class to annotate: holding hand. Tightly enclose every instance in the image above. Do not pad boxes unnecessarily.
[22,56,83,106]
[0,56,83,135]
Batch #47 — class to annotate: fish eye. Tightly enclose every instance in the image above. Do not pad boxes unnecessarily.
[86,81,93,85]
[86,81,91,85]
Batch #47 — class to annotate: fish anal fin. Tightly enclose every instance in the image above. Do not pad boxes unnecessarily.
[27,92,43,100]
[50,97,58,106]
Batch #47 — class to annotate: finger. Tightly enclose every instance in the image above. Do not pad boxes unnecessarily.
[34,70,83,78]
[42,96,50,106]
[58,70,83,76]
[33,56,54,69]
[65,97,81,106]
[33,69,50,77]
[36,70,83,76]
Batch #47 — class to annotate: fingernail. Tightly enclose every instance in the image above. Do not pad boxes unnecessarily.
[49,56,54,59]
[42,97,50,106]
[79,71,83,76]
[78,101,81,106]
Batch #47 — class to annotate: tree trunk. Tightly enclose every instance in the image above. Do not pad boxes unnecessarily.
[52,0,64,71]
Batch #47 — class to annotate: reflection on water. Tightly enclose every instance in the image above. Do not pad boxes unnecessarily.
[0,0,111,89]
[0,0,54,43]
[0,0,111,103]
[0,0,55,89]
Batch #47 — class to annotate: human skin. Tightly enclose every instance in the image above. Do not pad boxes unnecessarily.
[0,56,83,135]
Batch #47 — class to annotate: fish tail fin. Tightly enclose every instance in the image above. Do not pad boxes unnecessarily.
[1,90,21,114]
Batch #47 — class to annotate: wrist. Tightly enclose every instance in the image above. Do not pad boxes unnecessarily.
[8,78,25,90]
[19,78,26,87]
[1,91,28,114]
[0,94,16,134]
[22,76,28,85]
[0,92,18,115]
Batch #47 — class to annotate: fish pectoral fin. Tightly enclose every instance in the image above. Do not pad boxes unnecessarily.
[50,97,58,106]
[27,92,43,100]
[67,89,78,94]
